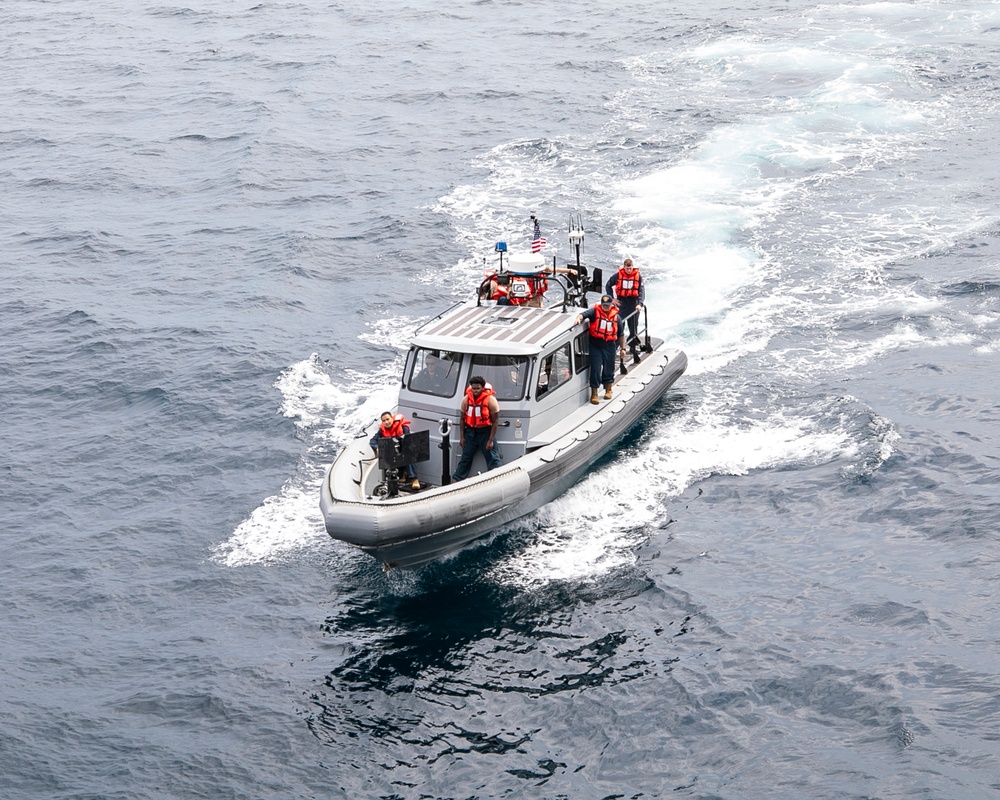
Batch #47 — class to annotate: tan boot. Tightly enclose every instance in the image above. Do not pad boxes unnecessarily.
[604,382,613,400]
[590,388,600,405]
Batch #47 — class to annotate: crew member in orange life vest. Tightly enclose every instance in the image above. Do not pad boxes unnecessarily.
[576,295,623,404]
[506,275,532,305]
[451,376,502,481]
[605,258,644,349]
[482,273,531,305]
[525,264,579,308]
[481,273,511,304]
[370,411,420,489]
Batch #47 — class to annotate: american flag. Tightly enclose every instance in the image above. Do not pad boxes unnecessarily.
[530,219,546,253]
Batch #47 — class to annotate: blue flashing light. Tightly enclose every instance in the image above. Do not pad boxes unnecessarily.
[495,241,507,252]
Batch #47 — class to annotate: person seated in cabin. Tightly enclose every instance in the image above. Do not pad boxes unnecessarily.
[370,411,420,490]
[411,353,452,394]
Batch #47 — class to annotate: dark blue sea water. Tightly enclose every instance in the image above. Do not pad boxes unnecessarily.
[4,1,1000,797]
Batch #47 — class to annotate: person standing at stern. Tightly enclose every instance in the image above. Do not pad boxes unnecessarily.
[605,257,644,354]
[576,295,622,404]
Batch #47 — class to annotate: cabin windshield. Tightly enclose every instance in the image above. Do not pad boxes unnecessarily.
[408,349,462,397]
[470,354,530,401]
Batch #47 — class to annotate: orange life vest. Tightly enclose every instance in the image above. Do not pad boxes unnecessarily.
[379,414,411,438]
[463,384,495,428]
[483,273,509,302]
[589,305,619,342]
[508,276,532,305]
[614,267,641,298]
[528,274,548,296]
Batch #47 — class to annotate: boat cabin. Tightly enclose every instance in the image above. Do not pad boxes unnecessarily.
[370,230,653,492]
[395,301,600,487]
[398,304,590,485]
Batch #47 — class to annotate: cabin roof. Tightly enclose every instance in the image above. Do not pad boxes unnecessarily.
[412,302,581,356]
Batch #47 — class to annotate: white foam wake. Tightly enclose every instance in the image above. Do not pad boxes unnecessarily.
[489,398,858,587]
[213,349,403,568]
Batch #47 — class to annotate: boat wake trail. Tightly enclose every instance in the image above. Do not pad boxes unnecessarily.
[487,393,880,588]
[213,353,400,568]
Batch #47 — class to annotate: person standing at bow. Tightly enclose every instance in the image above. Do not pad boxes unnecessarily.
[451,376,501,481]
[576,295,622,404]
[605,257,644,354]
[370,411,420,490]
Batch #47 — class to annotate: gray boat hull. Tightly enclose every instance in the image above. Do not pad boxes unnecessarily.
[321,347,687,569]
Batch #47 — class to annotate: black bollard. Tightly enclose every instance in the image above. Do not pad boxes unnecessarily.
[440,418,452,486]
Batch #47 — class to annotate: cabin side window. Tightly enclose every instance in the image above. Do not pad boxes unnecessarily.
[470,354,529,401]
[573,331,590,374]
[536,343,572,398]
[408,349,462,397]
